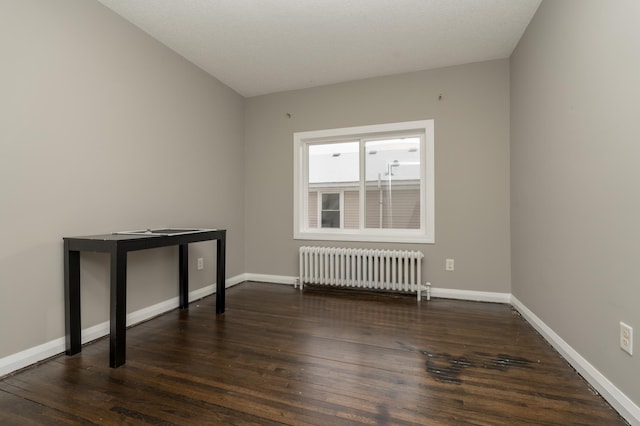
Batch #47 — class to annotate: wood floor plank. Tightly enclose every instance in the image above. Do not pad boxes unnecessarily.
[0,282,627,425]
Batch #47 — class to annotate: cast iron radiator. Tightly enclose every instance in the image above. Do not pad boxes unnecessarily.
[298,246,430,301]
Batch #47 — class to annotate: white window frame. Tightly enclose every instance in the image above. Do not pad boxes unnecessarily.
[294,120,435,244]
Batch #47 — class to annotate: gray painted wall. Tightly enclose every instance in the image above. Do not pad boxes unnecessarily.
[6,0,635,414]
[244,60,511,294]
[0,0,245,358]
[511,0,640,405]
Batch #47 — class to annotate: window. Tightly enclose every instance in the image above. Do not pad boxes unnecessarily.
[294,120,434,243]
[320,192,341,228]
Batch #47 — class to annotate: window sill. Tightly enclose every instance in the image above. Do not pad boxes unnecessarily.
[294,230,434,244]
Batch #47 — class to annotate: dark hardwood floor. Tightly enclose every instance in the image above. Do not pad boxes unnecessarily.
[0,282,627,425]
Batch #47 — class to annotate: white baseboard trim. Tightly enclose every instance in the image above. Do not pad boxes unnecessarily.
[243,273,297,285]
[430,287,511,304]
[0,336,66,379]
[249,276,512,304]
[225,273,248,288]
[511,296,640,426]
[0,275,244,379]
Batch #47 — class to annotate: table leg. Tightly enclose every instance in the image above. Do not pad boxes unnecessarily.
[64,243,81,355]
[110,247,127,368]
[216,235,226,314]
[179,244,189,309]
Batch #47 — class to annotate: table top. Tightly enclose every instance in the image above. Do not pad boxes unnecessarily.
[63,228,225,252]
[113,228,214,236]
[66,228,220,240]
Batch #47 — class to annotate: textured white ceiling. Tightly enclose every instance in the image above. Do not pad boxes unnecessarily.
[96,0,541,97]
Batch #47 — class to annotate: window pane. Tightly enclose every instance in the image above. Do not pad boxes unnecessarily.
[321,211,340,228]
[308,141,359,184]
[321,193,340,228]
[364,138,421,229]
[322,193,340,210]
[308,142,358,229]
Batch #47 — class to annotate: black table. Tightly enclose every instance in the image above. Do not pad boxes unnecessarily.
[63,228,226,368]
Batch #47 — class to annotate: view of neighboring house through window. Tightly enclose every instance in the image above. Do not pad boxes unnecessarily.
[364,137,421,230]
[294,120,434,243]
[308,141,358,230]
[320,193,341,228]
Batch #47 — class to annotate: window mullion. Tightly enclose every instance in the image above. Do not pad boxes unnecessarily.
[420,134,427,230]
[301,142,309,232]
[316,191,322,229]
[358,138,366,231]
[339,191,345,229]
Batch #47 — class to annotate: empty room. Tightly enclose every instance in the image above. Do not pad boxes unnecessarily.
[1,0,638,424]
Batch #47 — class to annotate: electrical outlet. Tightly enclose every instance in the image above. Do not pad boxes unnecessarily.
[445,258,454,271]
[620,322,633,356]
[197,257,204,270]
